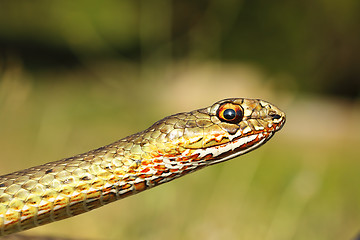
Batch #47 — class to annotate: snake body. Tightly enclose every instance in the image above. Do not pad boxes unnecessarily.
[0,98,285,236]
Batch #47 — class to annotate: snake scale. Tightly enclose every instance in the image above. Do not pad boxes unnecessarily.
[0,98,285,236]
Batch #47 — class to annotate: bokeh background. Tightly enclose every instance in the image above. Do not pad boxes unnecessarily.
[0,1,359,240]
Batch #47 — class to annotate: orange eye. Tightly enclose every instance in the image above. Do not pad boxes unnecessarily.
[217,103,243,124]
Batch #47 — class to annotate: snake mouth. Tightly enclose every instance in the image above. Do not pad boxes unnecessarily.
[189,131,274,165]
[213,132,274,162]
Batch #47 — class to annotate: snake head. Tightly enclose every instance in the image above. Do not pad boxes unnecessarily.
[143,98,285,164]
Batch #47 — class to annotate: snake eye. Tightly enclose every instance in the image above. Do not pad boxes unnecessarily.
[217,103,243,124]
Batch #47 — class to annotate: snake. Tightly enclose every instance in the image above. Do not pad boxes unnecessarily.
[0,98,285,236]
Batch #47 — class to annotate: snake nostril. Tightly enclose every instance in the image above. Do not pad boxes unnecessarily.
[269,114,281,120]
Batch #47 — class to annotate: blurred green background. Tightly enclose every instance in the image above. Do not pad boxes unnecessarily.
[0,1,359,240]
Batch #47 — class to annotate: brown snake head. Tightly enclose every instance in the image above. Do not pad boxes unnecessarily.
[131,98,286,167]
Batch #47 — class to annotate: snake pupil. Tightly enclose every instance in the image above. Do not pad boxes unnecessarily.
[223,109,236,120]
